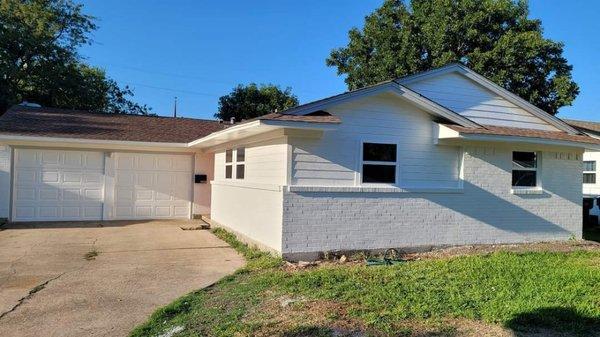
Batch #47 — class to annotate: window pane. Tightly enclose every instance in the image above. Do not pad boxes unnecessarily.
[236,164,245,179]
[236,148,245,162]
[362,164,396,183]
[584,161,596,171]
[512,152,536,169]
[363,143,396,162]
[584,173,596,184]
[512,170,536,187]
[225,165,232,179]
[225,150,233,163]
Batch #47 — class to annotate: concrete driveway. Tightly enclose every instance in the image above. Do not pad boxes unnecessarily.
[0,220,245,337]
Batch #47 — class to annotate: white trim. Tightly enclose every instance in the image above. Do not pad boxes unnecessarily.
[398,63,580,134]
[358,138,400,187]
[287,185,464,194]
[210,180,282,192]
[282,81,480,128]
[0,134,190,149]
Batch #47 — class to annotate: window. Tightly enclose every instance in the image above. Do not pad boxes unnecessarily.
[236,148,245,179]
[512,151,537,187]
[225,149,233,179]
[224,148,245,180]
[584,161,596,171]
[584,160,596,184]
[362,142,397,184]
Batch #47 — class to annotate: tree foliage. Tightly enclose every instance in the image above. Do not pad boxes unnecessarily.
[0,0,149,114]
[215,83,299,121]
[327,0,578,115]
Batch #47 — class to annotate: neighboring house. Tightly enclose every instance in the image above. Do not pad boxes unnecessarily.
[562,119,600,198]
[0,63,598,260]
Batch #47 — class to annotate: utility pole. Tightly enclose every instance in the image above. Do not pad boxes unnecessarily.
[173,96,178,118]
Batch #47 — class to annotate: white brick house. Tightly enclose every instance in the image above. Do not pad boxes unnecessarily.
[0,64,598,260]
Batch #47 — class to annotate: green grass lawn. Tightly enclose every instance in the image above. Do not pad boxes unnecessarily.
[131,230,600,337]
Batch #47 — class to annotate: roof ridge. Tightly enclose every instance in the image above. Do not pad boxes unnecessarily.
[8,105,221,124]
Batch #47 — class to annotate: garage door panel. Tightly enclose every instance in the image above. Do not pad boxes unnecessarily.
[113,153,192,219]
[15,170,36,185]
[13,149,105,222]
[41,151,60,165]
[41,171,60,183]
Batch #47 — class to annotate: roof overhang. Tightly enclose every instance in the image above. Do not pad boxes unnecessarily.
[0,134,193,152]
[435,124,600,150]
[188,119,339,149]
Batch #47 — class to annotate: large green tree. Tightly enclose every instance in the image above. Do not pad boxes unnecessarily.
[327,0,578,115]
[0,0,149,114]
[215,83,299,121]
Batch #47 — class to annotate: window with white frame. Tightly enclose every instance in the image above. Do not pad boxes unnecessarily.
[225,149,233,179]
[224,148,245,180]
[236,148,245,179]
[512,151,538,187]
[583,160,596,184]
[362,142,397,184]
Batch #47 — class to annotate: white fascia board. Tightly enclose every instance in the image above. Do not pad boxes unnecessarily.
[188,120,337,149]
[0,134,193,152]
[392,85,481,128]
[438,129,599,150]
[398,64,580,135]
[282,82,398,116]
[282,81,479,128]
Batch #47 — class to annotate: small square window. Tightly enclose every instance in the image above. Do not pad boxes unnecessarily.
[236,164,245,179]
[362,142,397,184]
[225,149,233,163]
[236,148,245,162]
[225,165,232,179]
[584,161,596,172]
[584,173,596,184]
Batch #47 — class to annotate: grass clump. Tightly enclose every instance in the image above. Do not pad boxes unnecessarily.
[131,230,600,337]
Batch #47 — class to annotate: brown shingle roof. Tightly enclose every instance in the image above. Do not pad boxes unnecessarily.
[443,124,600,145]
[562,119,600,135]
[0,106,228,143]
[253,111,341,124]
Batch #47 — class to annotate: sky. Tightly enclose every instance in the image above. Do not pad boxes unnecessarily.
[79,0,600,121]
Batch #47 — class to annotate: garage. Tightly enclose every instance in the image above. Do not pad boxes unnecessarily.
[112,152,193,219]
[11,148,193,222]
[12,148,105,221]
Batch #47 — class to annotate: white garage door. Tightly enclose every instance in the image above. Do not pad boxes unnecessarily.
[13,149,105,221]
[113,153,192,219]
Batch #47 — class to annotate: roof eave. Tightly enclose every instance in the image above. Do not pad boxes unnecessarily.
[435,125,600,150]
[188,120,339,149]
[0,133,192,152]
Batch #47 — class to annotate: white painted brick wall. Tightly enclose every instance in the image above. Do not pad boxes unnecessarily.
[282,146,582,256]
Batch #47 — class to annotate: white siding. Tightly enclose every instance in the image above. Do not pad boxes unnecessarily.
[213,135,287,185]
[404,72,560,131]
[582,150,600,196]
[291,94,461,188]
[0,145,11,219]
[210,134,288,252]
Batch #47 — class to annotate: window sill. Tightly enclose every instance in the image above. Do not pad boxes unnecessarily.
[511,188,544,195]
[286,186,464,194]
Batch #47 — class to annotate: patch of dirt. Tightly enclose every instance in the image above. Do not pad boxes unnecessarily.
[409,240,600,261]
[244,297,372,337]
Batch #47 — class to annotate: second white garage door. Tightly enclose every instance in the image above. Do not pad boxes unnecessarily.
[113,153,193,219]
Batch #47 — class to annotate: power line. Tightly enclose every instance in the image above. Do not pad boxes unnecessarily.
[123,82,220,97]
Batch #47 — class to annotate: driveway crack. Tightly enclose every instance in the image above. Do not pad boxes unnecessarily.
[0,272,65,320]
